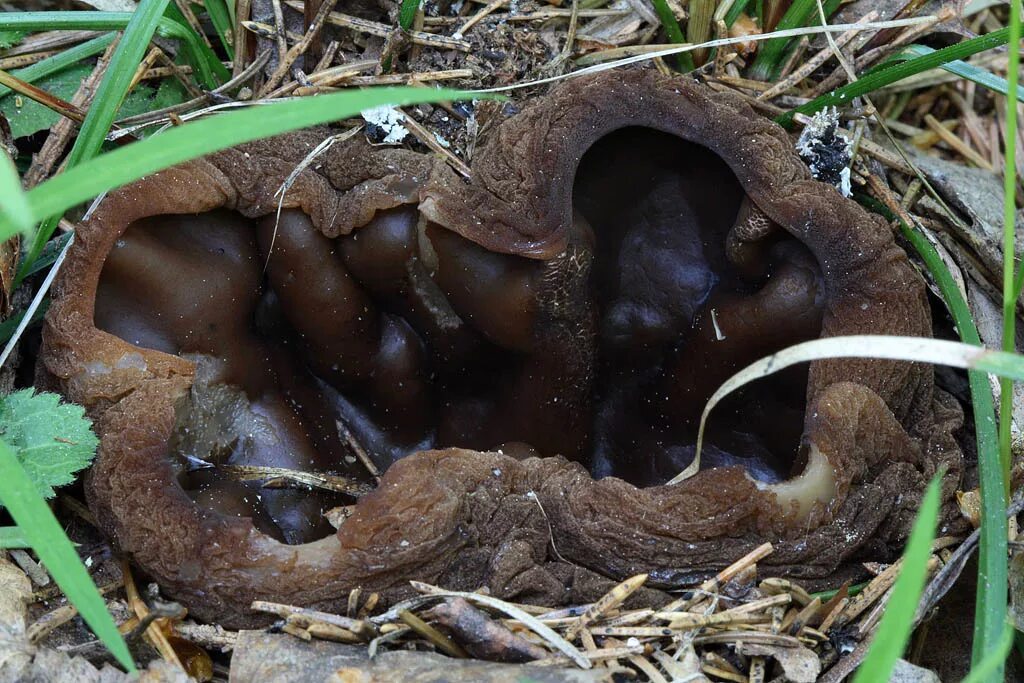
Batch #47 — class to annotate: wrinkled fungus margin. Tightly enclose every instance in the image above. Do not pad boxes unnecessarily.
[41,70,964,627]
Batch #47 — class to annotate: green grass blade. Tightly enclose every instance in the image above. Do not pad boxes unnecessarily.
[19,0,174,280]
[961,620,1015,683]
[905,233,1006,674]
[650,0,694,71]
[1016,259,1024,301]
[0,32,116,100]
[0,526,29,549]
[65,0,172,168]
[994,6,1020,677]
[811,580,868,602]
[859,195,1008,675]
[0,12,229,87]
[851,472,943,683]
[723,0,755,28]
[5,87,494,239]
[399,0,421,31]
[891,44,1024,102]
[0,149,31,237]
[0,299,50,345]
[203,0,235,59]
[777,24,1020,126]
[748,0,840,81]
[0,438,134,671]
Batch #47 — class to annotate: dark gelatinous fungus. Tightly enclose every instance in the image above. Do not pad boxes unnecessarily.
[41,70,964,627]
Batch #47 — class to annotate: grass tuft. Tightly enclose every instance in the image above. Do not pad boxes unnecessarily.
[777,24,1023,127]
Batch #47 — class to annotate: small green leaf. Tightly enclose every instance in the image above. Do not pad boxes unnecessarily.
[0,33,117,101]
[0,11,228,88]
[0,65,91,139]
[0,30,26,50]
[0,389,98,500]
[748,0,841,81]
[202,0,235,59]
[0,65,178,139]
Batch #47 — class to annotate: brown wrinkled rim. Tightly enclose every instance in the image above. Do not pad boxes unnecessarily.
[40,69,959,627]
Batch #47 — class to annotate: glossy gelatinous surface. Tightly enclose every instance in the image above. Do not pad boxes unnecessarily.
[41,69,965,627]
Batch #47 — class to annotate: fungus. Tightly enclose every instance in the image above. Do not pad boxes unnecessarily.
[41,69,964,627]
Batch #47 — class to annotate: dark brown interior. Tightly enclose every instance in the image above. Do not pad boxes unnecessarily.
[94,128,826,545]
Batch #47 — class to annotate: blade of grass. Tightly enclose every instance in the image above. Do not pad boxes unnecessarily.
[2,87,495,245]
[777,24,1021,126]
[399,0,421,31]
[202,0,235,59]
[762,0,790,32]
[0,438,134,671]
[0,526,29,549]
[811,581,868,602]
[0,149,31,236]
[668,333,1024,483]
[18,0,174,282]
[749,0,840,81]
[650,0,694,71]
[0,12,229,88]
[890,44,1024,102]
[864,198,1008,677]
[0,32,117,100]
[994,6,1020,677]
[999,0,1020,480]
[722,0,755,28]
[851,471,942,683]
[0,298,50,345]
[23,232,73,279]
[961,620,1015,683]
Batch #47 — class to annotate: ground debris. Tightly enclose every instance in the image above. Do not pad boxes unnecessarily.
[229,630,608,682]
[238,541,952,681]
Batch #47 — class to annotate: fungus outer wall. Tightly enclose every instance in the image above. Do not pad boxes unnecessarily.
[41,70,961,626]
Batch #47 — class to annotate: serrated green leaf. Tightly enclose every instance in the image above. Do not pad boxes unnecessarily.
[0,389,98,500]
